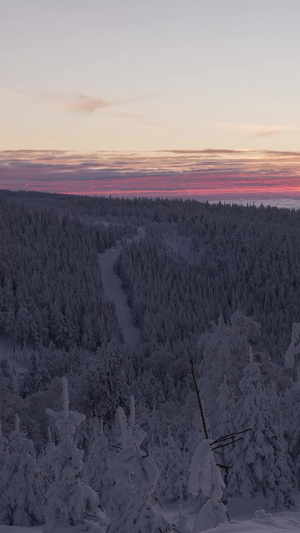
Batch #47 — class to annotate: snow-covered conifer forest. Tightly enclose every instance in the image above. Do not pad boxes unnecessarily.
[1,189,300,532]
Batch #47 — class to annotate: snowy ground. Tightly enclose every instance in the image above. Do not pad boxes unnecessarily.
[212,511,300,532]
[99,227,144,349]
[0,496,298,533]
[0,528,43,533]
[1,507,300,533]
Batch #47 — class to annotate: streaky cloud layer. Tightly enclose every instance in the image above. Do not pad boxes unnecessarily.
[1,149,300,207]
[217,122,300,138]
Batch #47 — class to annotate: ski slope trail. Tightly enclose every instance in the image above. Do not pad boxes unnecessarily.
[99,227,144,349]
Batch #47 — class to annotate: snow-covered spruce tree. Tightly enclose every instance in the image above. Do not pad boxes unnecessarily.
[198,311,261,427]
[288,384,300,487]
[212,374,237,493]
[156,427,188,503]
[106,401,174,533]
[228,349,296,507]
[85,418,112,508]
[39,427,57,495]
[189,439,228,533]
[284,323,300,373]
[44,377,102,533]
[214,374,236,442]
[279,325,300,490]
[105,406,140,528]
[0,414,45,526]
[282,323,300,441]
[0,420,8,471]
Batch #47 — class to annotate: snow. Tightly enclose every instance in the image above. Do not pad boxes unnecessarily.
[164,232,205,265]
[0,528,43,533]
[189,440,224,499]
[106,403,173,532]
[161,504,300,533]
[43,378,101,533]
[99,227,144,348]
[0,336,23,366]
[188,440,228,532]
[2,203,300,533]
[0,335,29,392]
[284,323,300,369]
[198,511,300,532]
[2,509,300,533]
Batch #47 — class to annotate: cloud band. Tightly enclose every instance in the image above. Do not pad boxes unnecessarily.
[1,149,299,206]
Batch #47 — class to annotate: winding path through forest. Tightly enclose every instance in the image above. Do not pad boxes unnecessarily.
[99,227,144,349]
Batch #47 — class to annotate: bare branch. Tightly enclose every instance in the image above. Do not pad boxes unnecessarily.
[141,445,149,459]
[190,359,209,440]
[216,463,232,470]
[211,428,252,446]
[212,436,244,451]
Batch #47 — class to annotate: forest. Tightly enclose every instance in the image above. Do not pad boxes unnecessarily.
[1,189,300,532]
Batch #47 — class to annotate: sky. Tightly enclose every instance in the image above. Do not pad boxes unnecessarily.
[1,0,300,205]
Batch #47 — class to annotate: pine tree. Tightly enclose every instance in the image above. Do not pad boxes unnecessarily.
[15,302,31,350]
[44,377,102,533]
[189,439,228,533]
[85,418,112,508]
[212,374,237,491]
[284,322,300,375]
[156,428,187,503]
[5,306,17,352]
[198,311,261,427]
[106,402,174,533]
[0,414,45,526]
[0,420,8,471]
[228,351,296,507]
[39,427,57,494]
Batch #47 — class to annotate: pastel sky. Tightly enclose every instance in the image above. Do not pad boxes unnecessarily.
[1,1,300,205]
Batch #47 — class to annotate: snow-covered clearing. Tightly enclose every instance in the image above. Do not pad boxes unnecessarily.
[99,227,144,348]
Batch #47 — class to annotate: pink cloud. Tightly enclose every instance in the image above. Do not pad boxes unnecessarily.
[60,94,113,113]
[1,149,300,205]
[37,90,157,116]
[218,122,300,138]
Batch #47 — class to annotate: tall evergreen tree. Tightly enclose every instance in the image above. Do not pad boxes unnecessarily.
[106,403,173,533]
[0,420,8,472]
[85,418,112,508]
[156,428,188,503]
[189,439,228,533]
[228,351,296,507]
[44,377,102,533]
[0,414,44,526]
